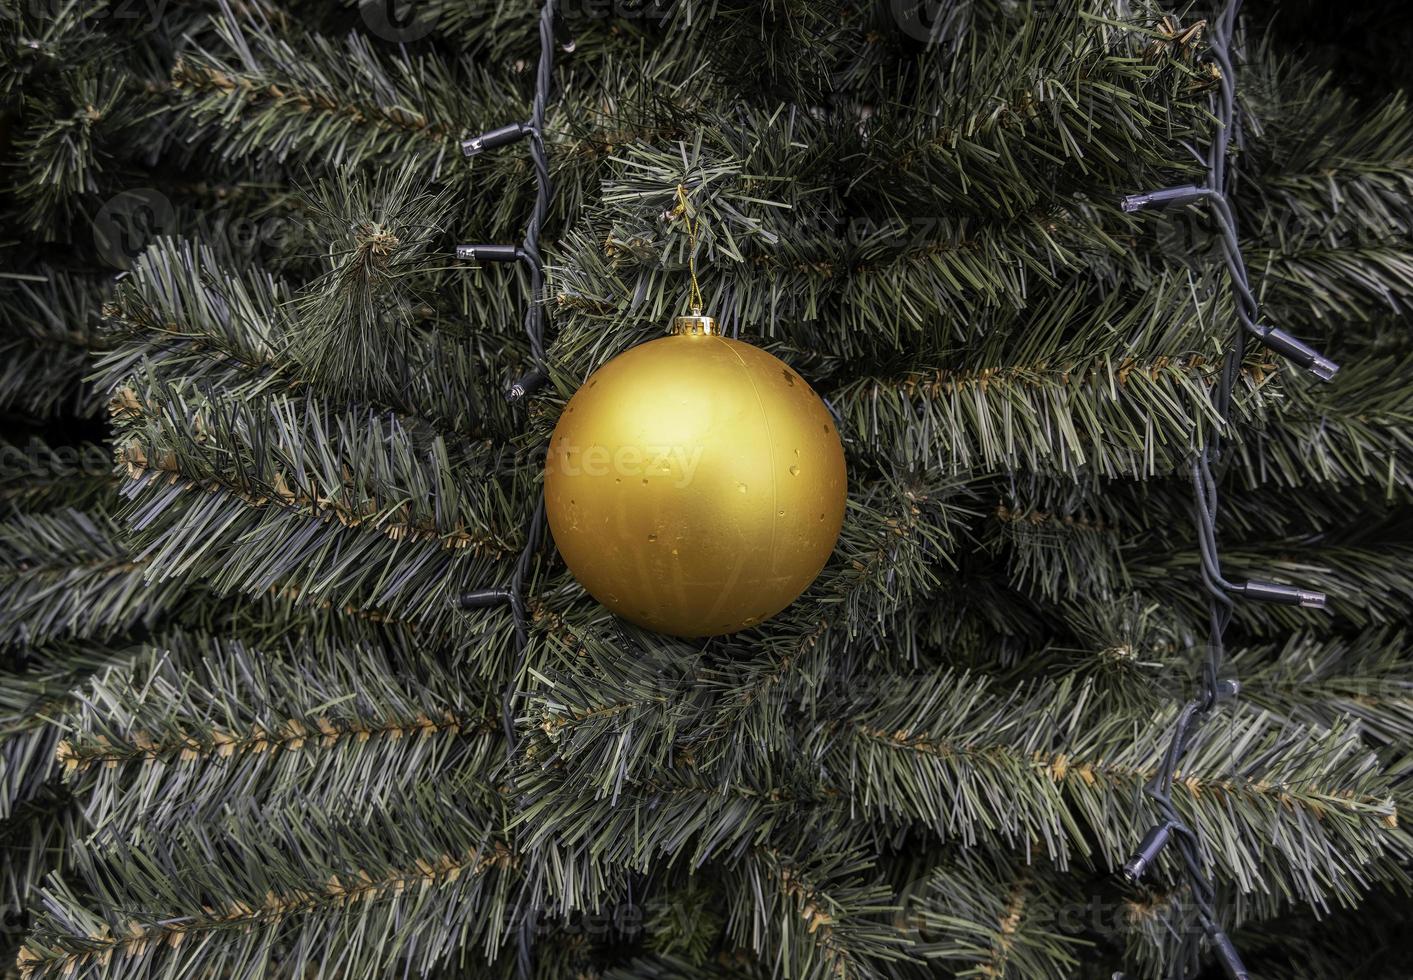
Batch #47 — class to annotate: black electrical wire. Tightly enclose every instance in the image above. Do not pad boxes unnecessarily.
[1117,2,1337,977]
[1126,4,1252,977]
[455,0,564,755]
[454,3,569,975]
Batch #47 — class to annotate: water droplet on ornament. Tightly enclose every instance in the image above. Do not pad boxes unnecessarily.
[777,509,785,517]
[647,532,658,542]
[614,477,621,484]
[789,465,800,477]
[781,370,795,386]
[737,482,748,493]
[819,512,825,521]
[641,478,649,485]
[671,548,679,555]
[744,615,759,625]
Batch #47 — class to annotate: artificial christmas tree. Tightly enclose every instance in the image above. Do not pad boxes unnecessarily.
[3,0,1412,977]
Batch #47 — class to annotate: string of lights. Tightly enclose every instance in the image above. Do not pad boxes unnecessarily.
[452,4,572,974]
[1118,2,1338,978]
[453,0,572,753]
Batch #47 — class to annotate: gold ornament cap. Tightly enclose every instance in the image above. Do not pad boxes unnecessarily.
[671,310,720,336]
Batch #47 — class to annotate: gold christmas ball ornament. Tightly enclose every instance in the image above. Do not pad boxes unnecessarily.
[545,312,847,637]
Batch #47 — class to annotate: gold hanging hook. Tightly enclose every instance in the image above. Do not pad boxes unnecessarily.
[674,183,705,315]
[671,183,717,335]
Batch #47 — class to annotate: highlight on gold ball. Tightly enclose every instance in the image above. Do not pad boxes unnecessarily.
[544,311,847,637]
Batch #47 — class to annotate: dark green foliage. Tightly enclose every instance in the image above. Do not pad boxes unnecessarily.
[2,0,1412,978]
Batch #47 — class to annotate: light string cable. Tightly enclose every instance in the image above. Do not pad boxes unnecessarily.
[1117,2,1339,979]
[453,5,573,973]
[454,0,574,753]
